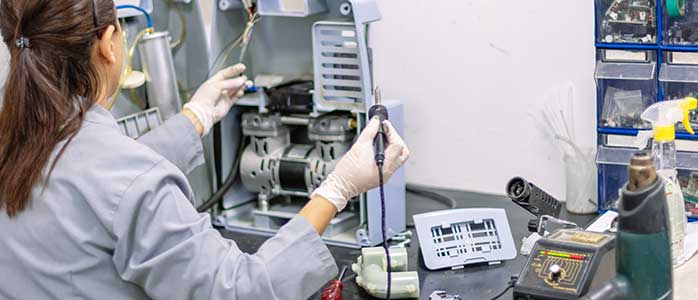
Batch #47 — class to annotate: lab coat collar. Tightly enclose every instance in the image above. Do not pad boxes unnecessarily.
[83,105,120,131]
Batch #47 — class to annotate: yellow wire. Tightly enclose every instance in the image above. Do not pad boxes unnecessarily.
[108,26,153,110]
[211,12,260,75]
[167,1,188,50]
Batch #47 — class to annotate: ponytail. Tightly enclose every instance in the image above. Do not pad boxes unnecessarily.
[0,0,117,216]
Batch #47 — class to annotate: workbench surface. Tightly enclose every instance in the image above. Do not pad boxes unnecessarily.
[220,189,697,299]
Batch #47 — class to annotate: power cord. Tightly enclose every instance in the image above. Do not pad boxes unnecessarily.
[406,183,457,209]
[196,136,247,212]
[488,276,518,300]
[405,183,457,227]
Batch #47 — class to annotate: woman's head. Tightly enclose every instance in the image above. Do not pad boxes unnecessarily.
[0,0,120,217]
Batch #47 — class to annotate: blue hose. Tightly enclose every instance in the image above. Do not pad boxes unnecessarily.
[115,5,153,28]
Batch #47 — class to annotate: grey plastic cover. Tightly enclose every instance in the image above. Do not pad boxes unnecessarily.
[313,21,371,112]
[412,208,517,270]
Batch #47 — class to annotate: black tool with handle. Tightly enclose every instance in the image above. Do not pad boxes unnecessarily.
[368,87,392,300]
[369,87,389,165]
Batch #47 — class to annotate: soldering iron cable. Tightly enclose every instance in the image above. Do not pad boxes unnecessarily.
[378,164,391,300]
[370,87,391,300]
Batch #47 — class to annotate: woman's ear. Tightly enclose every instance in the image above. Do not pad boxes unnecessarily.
[97,25,117,64]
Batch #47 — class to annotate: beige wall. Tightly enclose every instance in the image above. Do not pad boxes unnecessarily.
[369,0,595,197]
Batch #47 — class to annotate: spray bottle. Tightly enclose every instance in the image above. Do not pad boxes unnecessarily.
[637,97,697,267]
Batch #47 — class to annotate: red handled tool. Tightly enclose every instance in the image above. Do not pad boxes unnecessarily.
[321,265,348,300]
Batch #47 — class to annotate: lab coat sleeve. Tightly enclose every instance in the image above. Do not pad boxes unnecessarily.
[111,160,338,300]
[137,113,205,175]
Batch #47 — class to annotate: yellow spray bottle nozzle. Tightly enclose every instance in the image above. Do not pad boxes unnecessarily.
[680,97,698,135]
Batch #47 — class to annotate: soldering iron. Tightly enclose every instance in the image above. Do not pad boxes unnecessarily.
[368,87,392,300]
[370,87,389,165]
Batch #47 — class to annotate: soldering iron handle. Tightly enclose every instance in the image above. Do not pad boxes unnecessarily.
[374,126,387,165]
[368,104,389,165]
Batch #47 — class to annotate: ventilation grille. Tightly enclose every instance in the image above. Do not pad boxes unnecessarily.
[431,219,502,258]
[412,208,517,270]
[116,107,162,139]
[313,22,366,110]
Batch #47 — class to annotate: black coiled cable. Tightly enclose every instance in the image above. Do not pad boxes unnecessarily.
[378,164,391,300]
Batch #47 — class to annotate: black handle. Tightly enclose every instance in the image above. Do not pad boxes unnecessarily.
[369,104,389,165]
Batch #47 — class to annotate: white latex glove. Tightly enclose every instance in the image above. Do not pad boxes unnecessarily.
[183,64,253,136]
[311,118,410,212]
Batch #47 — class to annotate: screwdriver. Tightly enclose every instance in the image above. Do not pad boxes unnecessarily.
[322,265,348,300]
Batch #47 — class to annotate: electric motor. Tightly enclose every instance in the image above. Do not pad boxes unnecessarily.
[240,113,355,199]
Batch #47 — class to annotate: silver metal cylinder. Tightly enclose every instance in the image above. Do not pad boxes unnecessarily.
[138,31,182,120]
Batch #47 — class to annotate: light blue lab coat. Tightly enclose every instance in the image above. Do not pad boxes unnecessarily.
[0,105,338,300]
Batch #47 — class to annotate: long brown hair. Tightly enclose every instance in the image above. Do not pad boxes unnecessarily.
[0,0,117,216]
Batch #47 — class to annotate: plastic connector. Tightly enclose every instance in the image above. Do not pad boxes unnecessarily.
[352,247,419,299]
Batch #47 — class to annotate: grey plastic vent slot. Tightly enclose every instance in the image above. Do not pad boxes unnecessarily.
[313,21,367,112]
[413,208,516,270]
[116,107,163,139]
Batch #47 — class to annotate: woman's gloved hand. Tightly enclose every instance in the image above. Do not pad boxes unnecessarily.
[183,64,253,136]
[311,118,410,212]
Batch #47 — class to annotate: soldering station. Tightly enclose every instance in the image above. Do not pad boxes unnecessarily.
[2,0,698,299]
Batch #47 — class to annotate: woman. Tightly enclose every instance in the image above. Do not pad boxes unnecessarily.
[0,1,410,299]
